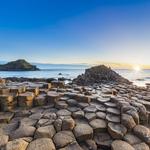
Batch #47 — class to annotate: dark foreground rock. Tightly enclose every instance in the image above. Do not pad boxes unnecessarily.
[73,65,131,85]
[4,77,68,83]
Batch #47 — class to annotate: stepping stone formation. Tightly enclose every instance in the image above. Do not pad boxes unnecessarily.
[0,79,149,149]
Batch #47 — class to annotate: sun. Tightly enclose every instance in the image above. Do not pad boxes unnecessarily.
[133,65,141,71]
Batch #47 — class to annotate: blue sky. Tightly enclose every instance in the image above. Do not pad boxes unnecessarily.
[0,0,150,65]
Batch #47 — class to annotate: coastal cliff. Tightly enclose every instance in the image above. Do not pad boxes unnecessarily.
[0,59,39,71]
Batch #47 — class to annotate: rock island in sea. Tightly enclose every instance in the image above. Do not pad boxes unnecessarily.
[0,65,149,150]
[0,59,39,71]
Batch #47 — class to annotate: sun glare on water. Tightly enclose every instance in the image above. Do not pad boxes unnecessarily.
[133,65,141,72]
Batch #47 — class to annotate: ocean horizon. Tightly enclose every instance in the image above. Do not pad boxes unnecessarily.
[0,63,149,87]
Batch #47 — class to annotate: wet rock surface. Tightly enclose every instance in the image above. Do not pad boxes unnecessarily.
[0,79,150,150]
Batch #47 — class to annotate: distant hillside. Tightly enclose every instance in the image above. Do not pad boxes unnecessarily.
[33,63,90,70]
[0,59,40,71]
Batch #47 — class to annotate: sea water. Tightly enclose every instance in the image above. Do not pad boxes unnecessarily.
[0,64,150,87]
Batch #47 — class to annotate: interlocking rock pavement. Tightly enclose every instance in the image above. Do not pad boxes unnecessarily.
[0,80,150,150]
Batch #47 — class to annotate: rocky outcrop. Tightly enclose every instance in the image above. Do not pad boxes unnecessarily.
[0,59,39,71]
[73,65,131,85]
[0,79,150,149]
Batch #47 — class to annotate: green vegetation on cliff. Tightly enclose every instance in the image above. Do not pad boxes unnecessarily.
[0,59,40,71]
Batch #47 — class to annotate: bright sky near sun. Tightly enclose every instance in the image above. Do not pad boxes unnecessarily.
[0,0,150,67]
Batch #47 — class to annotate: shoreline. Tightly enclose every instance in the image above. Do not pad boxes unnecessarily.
[3,76,150,88]
[0,68,150,87]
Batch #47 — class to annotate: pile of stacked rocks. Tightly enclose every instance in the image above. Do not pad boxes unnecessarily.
[0,79,150,150]
[73,65,131,85]
[0,80,65,111]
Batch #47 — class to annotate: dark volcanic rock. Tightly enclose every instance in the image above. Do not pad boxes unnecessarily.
[0,59,39,71]
[73,65,130,85]
[5,77,56,83]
